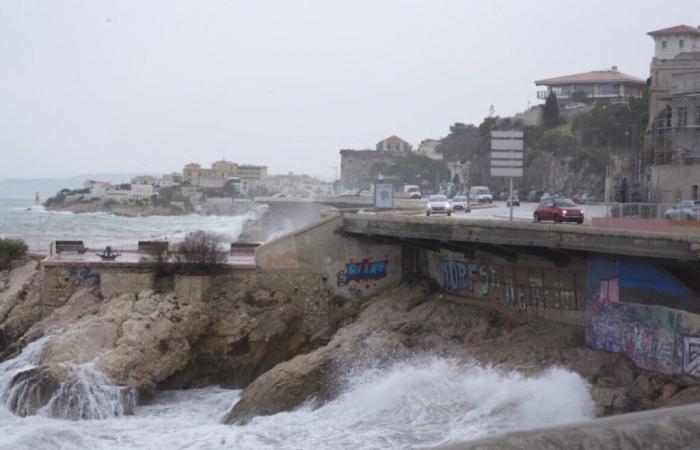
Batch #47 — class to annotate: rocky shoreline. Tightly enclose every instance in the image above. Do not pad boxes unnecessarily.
[1,260,699,423]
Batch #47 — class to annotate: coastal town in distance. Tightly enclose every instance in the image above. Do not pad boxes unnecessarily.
[2,3,700,450]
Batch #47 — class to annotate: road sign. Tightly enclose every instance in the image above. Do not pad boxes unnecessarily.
[490,130,524,178]
[490,130,524,221]
[374,181,394,209]
[491,167,523,177]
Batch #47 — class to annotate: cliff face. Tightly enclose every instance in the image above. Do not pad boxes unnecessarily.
[522,153,606,198]
[0,265,340,419]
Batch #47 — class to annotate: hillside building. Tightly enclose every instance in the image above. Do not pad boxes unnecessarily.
[535,67,646,106]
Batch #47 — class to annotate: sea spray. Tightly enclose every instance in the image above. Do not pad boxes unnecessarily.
[0,336,136,420]
[0,357,594,449]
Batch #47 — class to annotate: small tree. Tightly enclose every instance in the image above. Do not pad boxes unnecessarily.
[543,91,561,128]
[174,231,227,275]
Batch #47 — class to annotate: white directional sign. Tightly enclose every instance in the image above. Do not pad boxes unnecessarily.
[490,130,523,178]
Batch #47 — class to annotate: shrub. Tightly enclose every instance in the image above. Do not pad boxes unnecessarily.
[173,231,227,275]
[0,238,28,271]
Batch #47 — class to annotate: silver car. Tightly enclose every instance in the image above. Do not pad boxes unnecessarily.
[451,195,471,213]
[426,195,452,216]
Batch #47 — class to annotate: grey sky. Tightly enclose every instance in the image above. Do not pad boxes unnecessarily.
[1,0,697,179]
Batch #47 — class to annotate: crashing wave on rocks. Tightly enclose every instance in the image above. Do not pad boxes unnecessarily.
[0,336,136,420]
[0,354,594,449]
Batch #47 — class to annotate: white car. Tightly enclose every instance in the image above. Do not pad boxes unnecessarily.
[469,186,493,204]
[451,195,471,212]
[426,195,452,216]
[664,200,700,220]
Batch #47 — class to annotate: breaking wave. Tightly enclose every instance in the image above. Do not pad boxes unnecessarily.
[0,356,594,449]
[0,337,136,421]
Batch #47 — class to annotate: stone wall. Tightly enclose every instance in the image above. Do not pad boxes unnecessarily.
[41,264,101,316]
[100,269,156,298]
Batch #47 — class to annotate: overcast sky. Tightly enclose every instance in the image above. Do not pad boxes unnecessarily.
[1,0,697,179]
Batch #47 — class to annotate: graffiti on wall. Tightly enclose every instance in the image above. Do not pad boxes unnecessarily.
[684,337,700,377]
[68,266,100,287]
[586,259,699,375]
[335,257,389,298]
[433,256,580,313]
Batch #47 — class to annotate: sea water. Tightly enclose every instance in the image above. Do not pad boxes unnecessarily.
[0,339,595,450]
[0,198,256,251]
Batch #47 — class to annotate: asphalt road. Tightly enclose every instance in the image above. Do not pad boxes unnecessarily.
[421,201,608,223]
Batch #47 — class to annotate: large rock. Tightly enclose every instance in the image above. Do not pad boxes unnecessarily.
[223,281,700,425]
[0,260,42,360]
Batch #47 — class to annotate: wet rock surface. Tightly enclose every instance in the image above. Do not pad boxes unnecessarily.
[223,281,700,424]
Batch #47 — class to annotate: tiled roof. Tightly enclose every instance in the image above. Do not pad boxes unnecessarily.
[379,135,409,145]
[648,25,700,36]
[535,69,645,86]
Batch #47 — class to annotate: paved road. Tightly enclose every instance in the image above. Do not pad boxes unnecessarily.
[419,201,608,223]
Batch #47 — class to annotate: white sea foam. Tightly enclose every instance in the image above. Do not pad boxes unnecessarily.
[0,337,136,422]
[0,356,594,450]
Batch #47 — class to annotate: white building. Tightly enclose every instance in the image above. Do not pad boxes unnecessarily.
[88,181,113,199]
[129,184,155,200]
[416,139,442,160]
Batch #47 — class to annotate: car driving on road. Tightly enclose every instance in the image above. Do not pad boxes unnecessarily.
[426,195,452,216]
[534,197,584,224]
[469,186,493,204]
[451,195,471,212]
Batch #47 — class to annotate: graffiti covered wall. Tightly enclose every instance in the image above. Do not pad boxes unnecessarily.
[422,249,587,323]
[586,259,700,376]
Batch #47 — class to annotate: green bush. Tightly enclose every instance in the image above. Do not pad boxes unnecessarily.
[0,238,28,270]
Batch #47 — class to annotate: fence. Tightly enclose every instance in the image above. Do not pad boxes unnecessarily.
[584,202,700,222]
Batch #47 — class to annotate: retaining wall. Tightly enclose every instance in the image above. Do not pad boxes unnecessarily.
[418,248,587,326]
[256,214,402,299]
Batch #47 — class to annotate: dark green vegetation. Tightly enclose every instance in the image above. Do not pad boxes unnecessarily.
[0,238,28,271]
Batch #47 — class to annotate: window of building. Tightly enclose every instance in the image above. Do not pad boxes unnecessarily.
[599,84,619,96]
[662,40,667,49]
[679,39,685,49]
[696,106,700,126]
[677,107,688,128]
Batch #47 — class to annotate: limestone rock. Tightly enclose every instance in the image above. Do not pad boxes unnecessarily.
[0,260,42,360]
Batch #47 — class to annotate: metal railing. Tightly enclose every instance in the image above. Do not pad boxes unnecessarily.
[582,202,700,222]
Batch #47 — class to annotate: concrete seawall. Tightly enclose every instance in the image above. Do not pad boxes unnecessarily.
[434,403,700,450]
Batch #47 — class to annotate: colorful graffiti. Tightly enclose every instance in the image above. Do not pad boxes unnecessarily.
[434,257,579,313]
[586,259,699,376]
[335,257,389,298]
[684,337,700,376]
[68,266,100,287]
[344,258,388,284]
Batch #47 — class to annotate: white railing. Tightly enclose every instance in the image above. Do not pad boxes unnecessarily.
[582,202,700,222]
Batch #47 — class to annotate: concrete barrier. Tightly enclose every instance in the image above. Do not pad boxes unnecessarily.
[433,402,700,450]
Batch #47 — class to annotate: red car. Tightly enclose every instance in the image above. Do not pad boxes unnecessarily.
[534,198,584,224]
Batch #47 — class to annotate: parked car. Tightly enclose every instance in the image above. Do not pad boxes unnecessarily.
[469,186,493,204]
[534,197,584,224]
[426,194,453,216]
[339,189,360,197]
[359,190,372,197]
[526,190,543,202]
[497,191,509,201]
[451,195,471,212]
[664,200,700,220]
[403,184,422,199]
[506,192,520,207]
